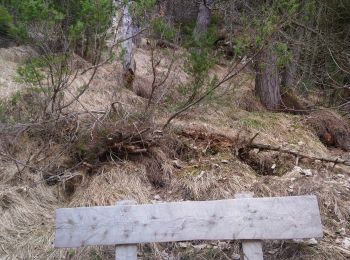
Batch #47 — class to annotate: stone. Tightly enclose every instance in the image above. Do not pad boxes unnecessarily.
[293,166,302,174]
[232,253,241,260]
[193,244,208,250]
[179,242,189,248]
[301,168,313,177]
[153,195,161,200]
[221,159,229,164]
[218,241,228,249]
[336,227,346,236]
[212,163,220,169]
[314,160,322,164]
[305,238,318,245]
[341,237,350,249]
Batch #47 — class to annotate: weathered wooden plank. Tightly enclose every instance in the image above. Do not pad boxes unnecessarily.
[55,195,323,248]
[234,193,264,260]
[115,200,138,260]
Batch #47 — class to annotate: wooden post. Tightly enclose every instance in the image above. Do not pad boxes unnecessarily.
[235,193,264,260]
[115,200,138,260]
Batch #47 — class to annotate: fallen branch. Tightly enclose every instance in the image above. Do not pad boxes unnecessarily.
[248,143,350,167]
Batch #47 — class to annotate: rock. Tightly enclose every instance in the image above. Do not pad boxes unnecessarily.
[293,166,302,174]
[290,177,296,181]
[305,238,318,245]
[341,237,350,249]
[221,159,229,164]
[336,227,346,236]
[293,239,303,243]
[193,244,208,250]
[212,163,220,169]
[179,242,190,248]
[153,195,161,200]
[232,253,240,260]
[218,241,228,249]
[288,185,294,192]
[300,168,313,177]
[271,163,276,169]
[314,159,322,164]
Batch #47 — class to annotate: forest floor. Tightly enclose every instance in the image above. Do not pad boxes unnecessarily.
[0,44,349,260]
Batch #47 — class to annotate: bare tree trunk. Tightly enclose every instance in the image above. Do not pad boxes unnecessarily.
[121,3,136,88]
[193,0,214,41]
[255,44,281,110]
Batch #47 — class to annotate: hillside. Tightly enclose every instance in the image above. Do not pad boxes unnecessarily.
[1,1,350,259]
[0,44,349,259]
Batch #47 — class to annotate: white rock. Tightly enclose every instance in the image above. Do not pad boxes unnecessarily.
[290,177,296,181]
[218,241,228,249]
[153,195,161,200]
[221,159,229,164]
[232,253,241,260]
[305,238,318,245]
[193,244,208,250]
[337,227,346,236]
[293,166,303,174]
[293,239,303,243]
[301,168,313,177]
[341,237,350,249]
[179,242,189,248]
[212,163,220,169]
[271,163,276,169]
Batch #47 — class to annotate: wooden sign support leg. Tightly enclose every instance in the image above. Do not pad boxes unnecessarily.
[235,193,264,260]
[115,200,138,260]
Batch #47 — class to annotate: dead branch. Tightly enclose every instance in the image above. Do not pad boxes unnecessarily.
[247,143,350,167]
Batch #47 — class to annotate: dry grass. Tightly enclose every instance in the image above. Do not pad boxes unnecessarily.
[0,44,350,260]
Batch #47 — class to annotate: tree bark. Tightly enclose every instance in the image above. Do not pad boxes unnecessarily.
[193,0,214,41]
[121,3,136,88]
[255,44,281,110]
